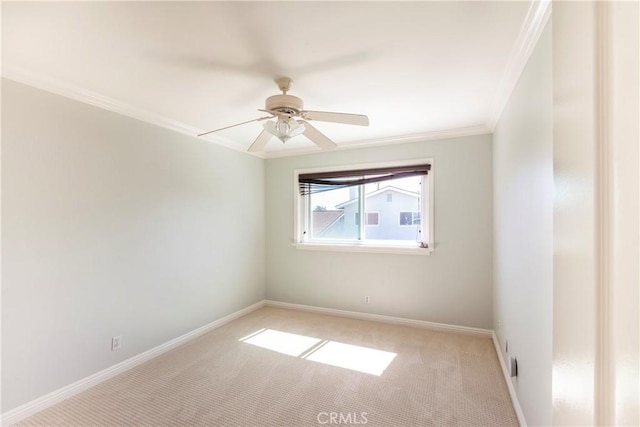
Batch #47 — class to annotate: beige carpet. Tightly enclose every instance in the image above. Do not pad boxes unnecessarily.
[17,307,518,426]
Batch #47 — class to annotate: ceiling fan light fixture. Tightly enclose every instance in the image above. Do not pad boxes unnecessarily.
[263,117,305,143]
[199,77,367,152]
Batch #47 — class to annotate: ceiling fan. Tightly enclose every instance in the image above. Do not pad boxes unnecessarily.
[197,77,369,152]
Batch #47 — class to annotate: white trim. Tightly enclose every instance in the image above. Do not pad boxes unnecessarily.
[0,67,267,158]
[427,157,435,248]
[265,125,491,159]
[486,0,552,130]
[265,300,492,338]
[358,184,366,238]
[0,300,266,426]
[1,67,489,160]
[594,2,613,424]
[294,242,432,255]
[492,332,528,427]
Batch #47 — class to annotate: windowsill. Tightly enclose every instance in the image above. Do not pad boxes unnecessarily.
[293,241,433,255]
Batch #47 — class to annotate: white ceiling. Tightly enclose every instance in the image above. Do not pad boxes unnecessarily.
[2,1,549,157]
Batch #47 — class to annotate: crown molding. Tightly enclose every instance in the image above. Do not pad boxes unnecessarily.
[1,3,549,158]
[263,125,492,159]
[0,66,253,155]
[2,66,489,160]
[485,0,552,131]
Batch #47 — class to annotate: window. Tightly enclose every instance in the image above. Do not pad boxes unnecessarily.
[295,160,433,254]
[399,212,420,226]
[355,212,379,226]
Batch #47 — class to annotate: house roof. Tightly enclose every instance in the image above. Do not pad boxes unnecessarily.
[312,210,345,236]
[335,186,419,209]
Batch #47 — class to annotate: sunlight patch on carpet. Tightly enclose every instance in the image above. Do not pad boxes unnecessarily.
[240,329,322,357]
[240,328,396,375]
[304,341,396,376]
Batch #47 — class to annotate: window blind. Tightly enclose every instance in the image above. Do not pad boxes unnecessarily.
[298,164,431,195]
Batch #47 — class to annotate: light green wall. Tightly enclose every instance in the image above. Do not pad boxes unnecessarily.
[1,79,266,411]
[2,77,495,413]
[265,134,493,329]
[493,22,552,426]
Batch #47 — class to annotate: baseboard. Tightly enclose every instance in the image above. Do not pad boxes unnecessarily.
[2,300,497,425]
[265,300,492,337]
[491,331,527,426]
[1,300,266,426]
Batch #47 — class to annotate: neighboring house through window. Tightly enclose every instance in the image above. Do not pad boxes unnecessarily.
[400,211,420,226]
[355,212,379,226]
[295,160,433,253]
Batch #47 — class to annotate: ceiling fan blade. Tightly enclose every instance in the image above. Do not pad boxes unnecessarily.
[300,121,337,150]
[301,110,369,126]
[247,129,272,152]
[198,115,273,137]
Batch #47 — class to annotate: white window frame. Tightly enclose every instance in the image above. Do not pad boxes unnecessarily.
[293,159,434,255]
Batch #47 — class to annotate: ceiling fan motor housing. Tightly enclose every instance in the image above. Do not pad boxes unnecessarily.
[265,94,304,116]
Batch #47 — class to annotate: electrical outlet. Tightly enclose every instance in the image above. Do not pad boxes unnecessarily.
[364,296,370,304]
[111,336,122,352]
